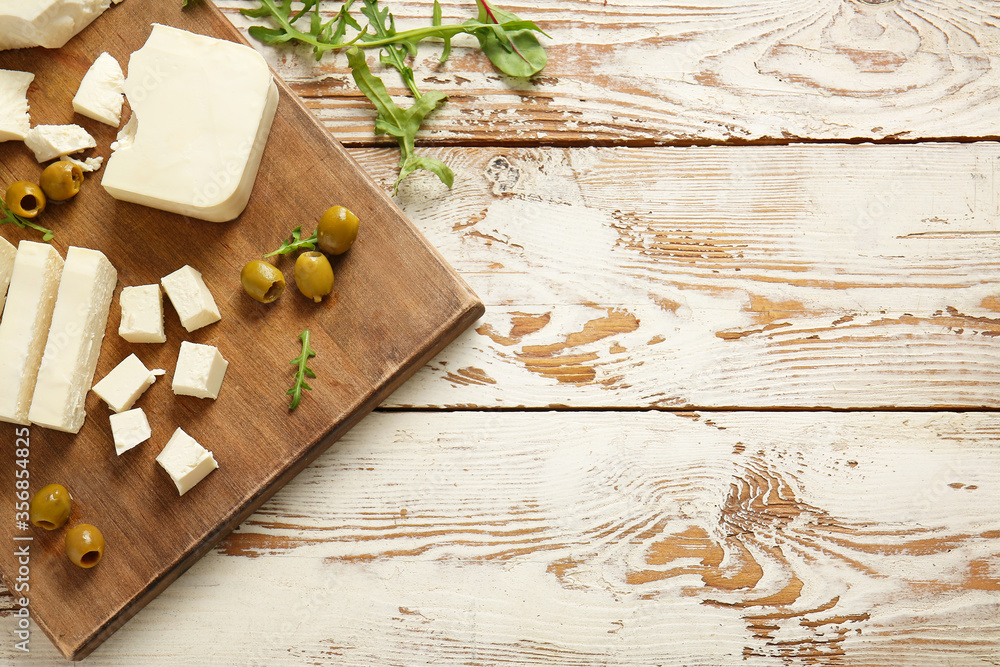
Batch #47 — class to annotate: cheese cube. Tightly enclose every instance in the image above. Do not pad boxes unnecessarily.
[119,284,165,343]
[92,353,163,413]
[156,428,218,496]
[161,265,220,332]
[110,407,150,455]
[0,69,33,142]
[24,124,96,163]
[172,341,228,400]
[0,235,15,312]
[72,52,124,127]
[102,24,278,222]
[0,0,113,51]
[0,242,64,425]
[28,247,117,433]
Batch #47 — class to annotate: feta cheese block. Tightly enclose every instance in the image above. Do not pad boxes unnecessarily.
[119,284,165,343]
[109,407,150,455]
[24,124,96,163]
[0,242,64,425]
[72,52,124,126]
[156,427,218,496]
[92,353,163,413]
[28,246,117,433]
[0,235,15,312]
[102,24,279,222]
[172,341,228,400]
[0,0,112,52]
[0,69,33,141]
[160,265,220,332]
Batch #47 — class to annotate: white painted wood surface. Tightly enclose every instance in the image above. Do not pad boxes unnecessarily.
[216,0,1000,145]
[345,144,1000,409]
[5,411,1000,665]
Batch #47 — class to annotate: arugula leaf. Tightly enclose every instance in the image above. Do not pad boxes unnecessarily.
[0,199,54,241]
[241,0,547,189]
[347,47,453,193]
[181,0,200,7]
[468,0,547,77]
[287,329,317,411]
[264,225,317,258]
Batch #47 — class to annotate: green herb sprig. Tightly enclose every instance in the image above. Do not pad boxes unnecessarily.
[239,0,547,192]
[0,199,54,241]
[264,225,317,258]
[288,329,317,410]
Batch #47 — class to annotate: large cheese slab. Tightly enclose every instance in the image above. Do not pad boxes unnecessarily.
[0,241,63,425]
[0,0,482,661]
[29,246,117,433]
[102,23,278,222]
[0,235,14,310]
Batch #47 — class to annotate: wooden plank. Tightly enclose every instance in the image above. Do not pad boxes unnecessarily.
[0,0,481,660]
[320,143,1000,409]
[2,410,997,664]
[217,0,1000,145]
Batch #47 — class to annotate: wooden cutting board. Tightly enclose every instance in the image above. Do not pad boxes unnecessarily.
[0,0,483,660]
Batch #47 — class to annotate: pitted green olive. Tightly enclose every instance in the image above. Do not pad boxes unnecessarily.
[316,205,359,255]
[29,483,72,531]
[65,524,104,568]
[4,181,46,218]
[40,161,84,201]
[241,260,285,304]
[294,251,334,303]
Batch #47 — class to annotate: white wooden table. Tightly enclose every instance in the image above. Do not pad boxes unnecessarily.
[4,0,1000,663]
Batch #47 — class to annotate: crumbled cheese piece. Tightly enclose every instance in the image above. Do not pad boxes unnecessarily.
[161,265,220,332]
[156,427,218,496]
[60,154,103,173]
[119,284,166,343]
[23,124,96,163]
[172,341,228,400]
[110,407,150,455]
[0,69,33,141]
[91,353,163,413]
[73,52,124,126]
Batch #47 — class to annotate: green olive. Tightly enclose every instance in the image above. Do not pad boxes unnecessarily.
[316,205,359,255]
[4,181,46,218]
[29,483,72,531]
[241,260,285,304]
[294,251,334,303]
[40,161,84,201]
[65,524,104,569]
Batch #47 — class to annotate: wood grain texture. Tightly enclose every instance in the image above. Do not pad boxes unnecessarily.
[0,1,481,660]
[307,143,1000,409]
[2,410,997,665]
[217,0,1000,145]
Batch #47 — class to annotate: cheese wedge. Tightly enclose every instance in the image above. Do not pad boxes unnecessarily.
[102,24,278,222]
[29,246,117,433]
[0,236,15,312]
[0,242,64,425]
[72,51,124,127]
